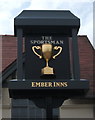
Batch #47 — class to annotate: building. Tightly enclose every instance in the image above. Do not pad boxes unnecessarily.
[0,35,95,119]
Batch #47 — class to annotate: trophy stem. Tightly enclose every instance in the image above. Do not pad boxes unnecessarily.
[46,59,49,67]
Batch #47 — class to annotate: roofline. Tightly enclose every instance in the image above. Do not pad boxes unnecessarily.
[0,34,88,37]
[77,35,88,37]
[0,35,14,37]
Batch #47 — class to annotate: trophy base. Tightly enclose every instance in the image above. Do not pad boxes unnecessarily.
[41,67,54,75]
[41,67,56,79]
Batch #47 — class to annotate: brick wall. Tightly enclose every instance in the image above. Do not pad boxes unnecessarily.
[2,35,17,72]
[78,36,95,96]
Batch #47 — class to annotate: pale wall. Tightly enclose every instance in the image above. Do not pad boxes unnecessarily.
[60,99,94,118]
[2,88,11,118]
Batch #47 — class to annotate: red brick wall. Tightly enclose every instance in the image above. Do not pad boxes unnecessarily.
[2,35,17,71]
[0,36,2,72]
[78,36,95,95]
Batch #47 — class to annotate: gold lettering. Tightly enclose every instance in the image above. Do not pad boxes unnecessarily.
[31,82,35,87]
[48,82,53,87]
[31,82,68,87]
[55,82,60,87]
[35,82,41,87]
[64,82,68,87]
[53,82,56,87]
[41,82,45,87]
[53,82,68,87]
[44,82,48,87]
[60,82,68,87]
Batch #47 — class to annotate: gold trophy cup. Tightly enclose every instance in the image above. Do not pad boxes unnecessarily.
[32,43,62,76]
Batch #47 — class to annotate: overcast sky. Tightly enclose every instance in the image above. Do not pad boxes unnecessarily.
[0,0,94,46]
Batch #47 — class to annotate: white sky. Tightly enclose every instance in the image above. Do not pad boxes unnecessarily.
[0,0,94,47]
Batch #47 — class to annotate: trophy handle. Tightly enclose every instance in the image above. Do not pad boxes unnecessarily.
[53,46,62,59]
[32,46,42,59]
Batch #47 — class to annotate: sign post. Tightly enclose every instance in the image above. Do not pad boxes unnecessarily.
[46,97,53,119]
[8,10,89,119]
